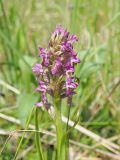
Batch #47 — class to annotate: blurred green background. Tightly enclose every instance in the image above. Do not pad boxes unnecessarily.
[0,0,120,159]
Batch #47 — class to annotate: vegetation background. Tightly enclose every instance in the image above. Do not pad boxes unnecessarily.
[0,0,120,159]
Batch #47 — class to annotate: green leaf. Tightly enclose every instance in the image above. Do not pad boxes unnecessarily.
[79,62,101,79]
[19,55,36,91]
[17,93,38,127]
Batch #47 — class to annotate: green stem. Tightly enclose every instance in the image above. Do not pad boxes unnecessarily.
[54,98,65,160]
[55,108,62,159]
[35,107,44,160]
[65,104,71,160]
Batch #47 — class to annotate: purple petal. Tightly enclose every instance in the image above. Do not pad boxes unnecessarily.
[66,63,74,73]
[61,42,73,52]
[39,47,47,58]
[36,81,47,92]
[66,82,78,89]
[32,64,43,75]
[66,75,73,84]
[71,57,80,63]
[51,58,62,75]
[36,87,46,92]
[66,89,75,96]
[55,25,69,37]
[36,102,43,107]
[41,93,48,103]
[69,34,79,43]
[42,57,50,67]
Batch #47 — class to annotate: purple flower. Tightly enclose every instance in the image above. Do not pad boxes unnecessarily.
[66,63,74,73]
[51,58,63,75]
[71,56,80,64]
[54,25,69,38]
[32,64,43,75]
[41,92,48,103]
[36,80,47,92]
[39,47,47,57]
[32,25,80,109]
[69,34,79,43]
[36,102,43,107]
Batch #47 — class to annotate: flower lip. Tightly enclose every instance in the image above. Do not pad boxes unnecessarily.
[32,64,43,75]
[38,47,47,57]
[36,102,43,107]
[71,57,80,63]
[69,34,79,42]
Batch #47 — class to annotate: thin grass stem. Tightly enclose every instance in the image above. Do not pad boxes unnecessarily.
[13,106,35,160]
[35,107,44,160]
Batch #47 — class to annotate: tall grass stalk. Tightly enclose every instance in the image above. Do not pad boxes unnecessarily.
[35,107,44,160]
[54,98,66,160]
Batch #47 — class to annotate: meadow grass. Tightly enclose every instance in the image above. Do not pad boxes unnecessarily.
[0,0,120,159]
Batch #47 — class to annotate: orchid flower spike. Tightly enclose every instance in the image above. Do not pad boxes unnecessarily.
[32,25,80,109]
